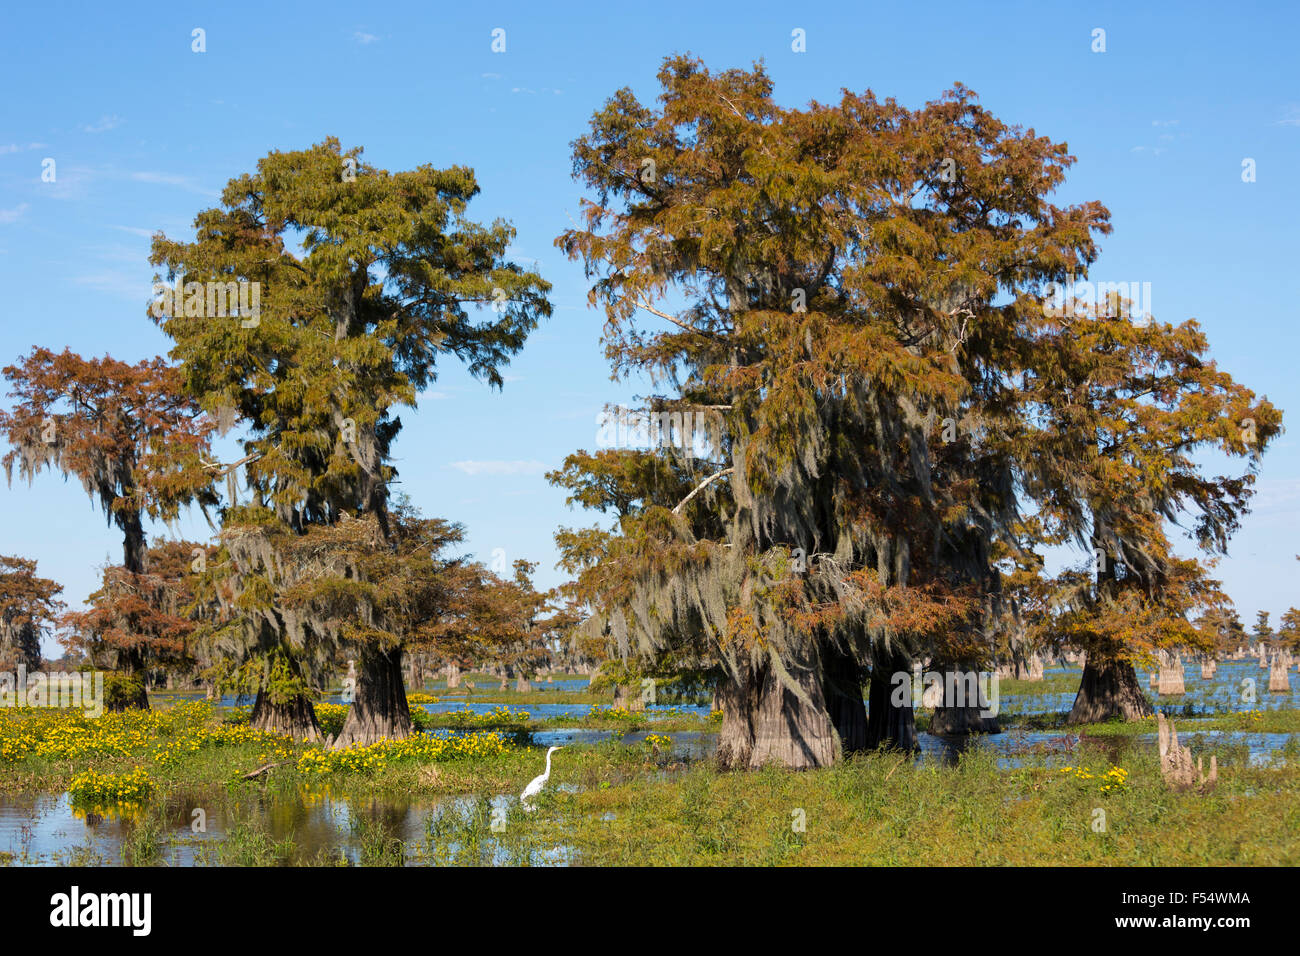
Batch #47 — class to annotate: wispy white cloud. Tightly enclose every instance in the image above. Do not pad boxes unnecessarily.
[87,242,148,264]
[130,171,191,186]
[0,204,29,224]
[74,271,151,299]
[353,31,378,44]
[1151,119,1179,127]
[81,114,123,133]
[41,165,94,200]
[113,225,157,238]
[129,171,218,196]
[1277,105,1300,127]
[449,459,547,476]
[1251,477,1300,512]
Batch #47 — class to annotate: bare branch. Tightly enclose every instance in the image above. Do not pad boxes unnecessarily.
[619,295,726,342]
[672,467,734,515]
[201,452,261,478]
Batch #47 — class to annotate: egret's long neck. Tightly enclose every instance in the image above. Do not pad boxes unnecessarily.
[544,751,554,776]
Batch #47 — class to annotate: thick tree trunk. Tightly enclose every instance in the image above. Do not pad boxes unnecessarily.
[121,508,147,576]
[111,515,154,711]
[332,646,413,749]
[109,648,150,711]
[250,689,322,741]
[931,704,1000,734]
[1067,656,1153,723]
[445,661,460,689]
[866,650,917,751]
[748,663,837,769]
[107,678,150,712]
[1268,657,1291,693]
[823,646,868,755]
[714,671,758,769]
[930,664,1001,734]
[715,651,856,770]
[612,683,645,712]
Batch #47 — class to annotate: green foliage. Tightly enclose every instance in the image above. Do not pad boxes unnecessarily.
[149,137,550,530]
[220,652,314,704]
[148,138,552,708]
[102,672,147,711]
[551,56,1284,746]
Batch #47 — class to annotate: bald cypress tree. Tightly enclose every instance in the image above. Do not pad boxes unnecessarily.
[0,349,217,706]
[1014,305,1280,721]
[555,55,1284,762]
[554,58,1118,766]
[0,555,63,673]
[151,139,550,741]
[62,538,205,708]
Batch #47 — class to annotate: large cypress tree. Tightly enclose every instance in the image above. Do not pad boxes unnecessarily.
[553,57,1283,764]
[151,138,550,741]
[0,349,218,706]
[0,555,63,674]
[1014,305,1280,721]
[553,58,1113,766]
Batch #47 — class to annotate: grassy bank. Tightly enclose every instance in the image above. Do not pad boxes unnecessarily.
[494,748,1300,866]
[2,698,1297,866]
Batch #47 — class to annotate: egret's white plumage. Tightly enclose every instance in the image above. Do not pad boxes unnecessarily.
[520,746,564,812]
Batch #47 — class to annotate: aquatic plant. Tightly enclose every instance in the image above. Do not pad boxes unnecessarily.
[296,731,515,776]
[69,766,154,809]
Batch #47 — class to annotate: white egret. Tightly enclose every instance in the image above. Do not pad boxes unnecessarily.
[520,746,564,812]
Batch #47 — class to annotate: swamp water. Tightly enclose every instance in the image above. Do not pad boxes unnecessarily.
[9,662,1296,865]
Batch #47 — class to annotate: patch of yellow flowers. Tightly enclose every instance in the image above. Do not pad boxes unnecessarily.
[0,702,242,764]
[152,723,294,767]
[0,700,517,786]
[1059,764,1129,793]
[587,705,637,722]
[297,730,514,775]
[69,766,154,809]
[644,734,672,750]
[313,702,349,737]
[441,705,529,728]
[0,701,298,774]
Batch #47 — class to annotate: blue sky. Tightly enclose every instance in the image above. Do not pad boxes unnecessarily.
[1,0,1296,655]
